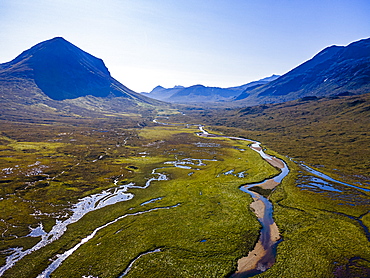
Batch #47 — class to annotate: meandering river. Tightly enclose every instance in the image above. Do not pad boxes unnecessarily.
[196,126,289,277]
[196,124,369,277]
[1,120,366,277]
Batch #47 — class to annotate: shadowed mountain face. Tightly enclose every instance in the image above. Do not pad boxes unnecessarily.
[235,37,370,105]
[0,37,165,122]
[0,37,157,103]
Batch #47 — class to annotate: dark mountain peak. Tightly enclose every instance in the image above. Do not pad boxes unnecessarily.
[0,37,166,118]
[150,85,166,94]
[48,36,67,42]
[189,84,206,89]
[0,37,114,100]
[297,38,370,73]
[36,36,69,47]
[7,37,106,68]
[314,37,370,59]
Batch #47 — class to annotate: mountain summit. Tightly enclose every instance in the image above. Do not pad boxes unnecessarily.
[0,37,163,120]
[0,37,152,102]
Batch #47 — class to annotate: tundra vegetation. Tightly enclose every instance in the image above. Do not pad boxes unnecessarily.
[0,118,277,277]
[171,93,370,277]
[0,94,369,277]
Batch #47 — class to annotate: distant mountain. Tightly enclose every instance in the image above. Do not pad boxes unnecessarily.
[144,85,185,101]
[0,37,163,120]
[235,38,370,105]
[145,75,280,103]
[168,84,239,102]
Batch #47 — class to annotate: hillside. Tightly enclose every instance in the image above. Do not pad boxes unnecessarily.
[235,37,370,105]
[0,37,165,122]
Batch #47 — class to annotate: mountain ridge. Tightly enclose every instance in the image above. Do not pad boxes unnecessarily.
[235,37,370,105]
[145,74,280,103]
[0,37,115,100]
[1,36,369,112]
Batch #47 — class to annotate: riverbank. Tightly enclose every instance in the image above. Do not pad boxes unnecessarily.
[196,125,289,277]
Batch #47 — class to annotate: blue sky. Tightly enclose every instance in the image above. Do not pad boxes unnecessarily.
[1,0,369,92]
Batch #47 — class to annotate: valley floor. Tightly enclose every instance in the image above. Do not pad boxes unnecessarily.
[0,111,369,277]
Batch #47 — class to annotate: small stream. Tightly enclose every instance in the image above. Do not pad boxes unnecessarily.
[118,248,162,277]
[33,155,218,277]
[197,125,370,277]
[37,203,180,278]
[152,121,290,276]
[196,126,290,276]
[299,163,370,192]
[0,137,220,277]
[2,120,366,277]
[0,169,168,276]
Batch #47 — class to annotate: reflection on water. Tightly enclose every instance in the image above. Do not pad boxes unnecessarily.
[27,223,47,238]
[296,169,369,206]
[236,161,289,277]
[164,158,216,170]
[299,164,370,192]
[297,176,342,192]
[195,124,290,277]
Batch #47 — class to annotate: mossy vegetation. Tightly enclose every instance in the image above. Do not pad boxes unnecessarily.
[177,93,370,183]
[165,96,370,277]
[1,96,369,277]
[0,119,280,277]
[257,161,370,278]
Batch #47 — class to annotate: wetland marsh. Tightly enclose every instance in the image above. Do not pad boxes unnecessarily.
[0,112,369,277]
[0,119,278,277]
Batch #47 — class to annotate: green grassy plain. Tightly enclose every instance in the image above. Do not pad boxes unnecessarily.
[258,160,370,278]
[171,93,370,277]
[1,92,369,277]
[176,93,370,183]
[1,120,281,277]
